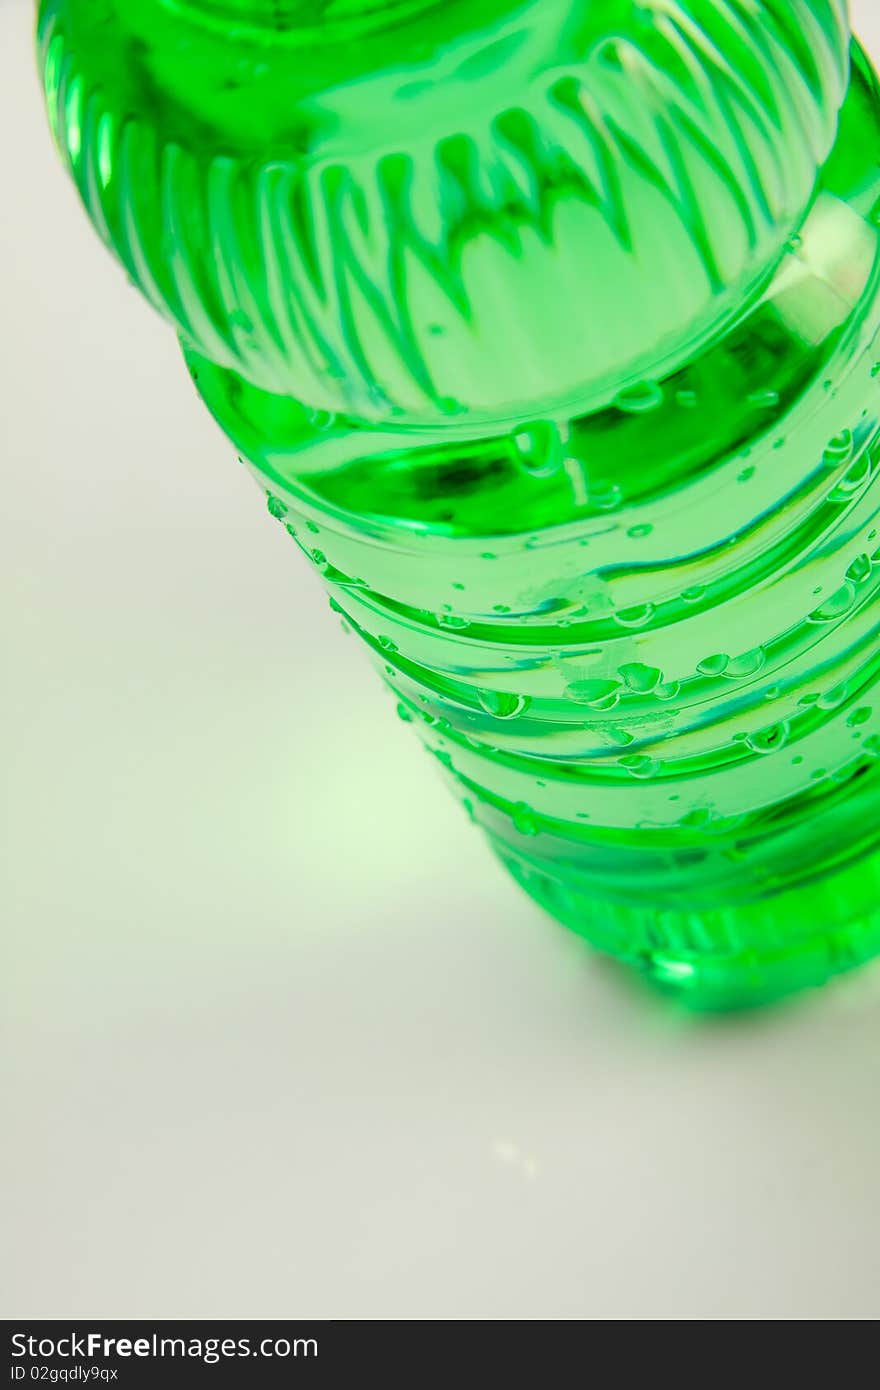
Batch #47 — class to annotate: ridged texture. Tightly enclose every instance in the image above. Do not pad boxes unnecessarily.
[37,1,880,1005]
[39,0,850,421]
[187,46,880,1005]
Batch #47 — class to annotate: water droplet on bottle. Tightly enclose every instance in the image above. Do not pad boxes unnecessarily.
[747,389,780,409]
[512,803,539,836]
[619,662,663,693]
[267,494,287,519]
[681,585,706,603]
[477,690,529,719]
[627,523,653,539]
[614,381,664,413]
[481,551,497,561]
[848,707,872,728]
[738,465,756,483]
[614,602,656,629]
[492,604,511,615]
[619,754,659,779]
[512,421,564,477]
[308,408,335,431]
[817,681,850,711]
[606,726,635,747]
[697,653,730,677]
[846,553,872,584]
[746,722,790,754]
[846,457,874,501]
[564,679,621,708]
[808,582,856,623]
[396,703,413,723]
[451,581,466,591]
[724,648,766,679]
[590,480,624,511]
[655,680,681,702]
[438,612,470,631]
[377,635,398,653]
[823,430,854,467]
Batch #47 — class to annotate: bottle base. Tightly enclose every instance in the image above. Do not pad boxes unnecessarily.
[494,837,880,1011]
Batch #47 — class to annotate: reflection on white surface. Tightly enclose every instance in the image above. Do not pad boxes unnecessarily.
[4,0,880,1319]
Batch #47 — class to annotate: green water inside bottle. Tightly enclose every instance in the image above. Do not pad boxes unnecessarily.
[38,0,880,1006]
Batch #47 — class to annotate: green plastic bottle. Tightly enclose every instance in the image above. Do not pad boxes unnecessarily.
[38,0,880,1007]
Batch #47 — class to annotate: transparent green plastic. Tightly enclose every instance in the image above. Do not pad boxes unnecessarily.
[38,0,880,1006]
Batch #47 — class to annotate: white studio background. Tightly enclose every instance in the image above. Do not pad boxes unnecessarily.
[3,0,880,1320]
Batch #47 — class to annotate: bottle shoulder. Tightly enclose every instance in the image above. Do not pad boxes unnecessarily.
[40,0,853,421]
